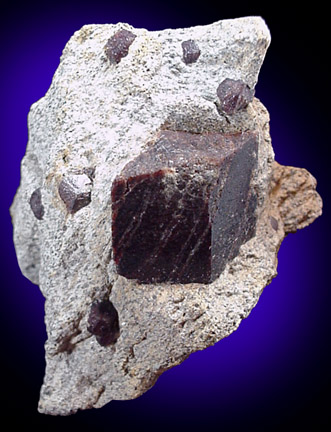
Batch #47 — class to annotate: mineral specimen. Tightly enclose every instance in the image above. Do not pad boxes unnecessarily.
[10,17,322,416]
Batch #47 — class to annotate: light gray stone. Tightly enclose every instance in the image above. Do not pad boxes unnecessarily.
[10,16,322,415]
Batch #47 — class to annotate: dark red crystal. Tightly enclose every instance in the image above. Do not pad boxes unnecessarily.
[58,175,91,214]
[29,188,44,220]
[181,40,201,64]
[105,29,136,64]
[111,130,258,284]
[217,78,254,115]
[87,300,120,346]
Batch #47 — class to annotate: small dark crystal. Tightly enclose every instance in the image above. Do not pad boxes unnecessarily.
[87,300,120,346]
[58,175,92,214]
[181,40,201,64]
[217,78,254,115]
[29,187,44,220]
[105,29,136,64]
[270,216,279,231]
[111,130,258,284]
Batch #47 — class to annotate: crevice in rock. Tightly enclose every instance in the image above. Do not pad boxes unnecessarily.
[55,329,82,355]
[94,386,106,405]
[54,314,84,355]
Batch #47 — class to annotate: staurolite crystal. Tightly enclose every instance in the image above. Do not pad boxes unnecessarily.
[10,17,322,416]
[112,130,258,284]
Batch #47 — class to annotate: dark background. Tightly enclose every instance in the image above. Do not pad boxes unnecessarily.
[1,1,329,431]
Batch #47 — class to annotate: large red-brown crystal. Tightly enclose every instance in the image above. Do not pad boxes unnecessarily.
[111,130,258,284]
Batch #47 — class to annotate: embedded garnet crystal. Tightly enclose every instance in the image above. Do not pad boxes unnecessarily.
[87,300,120,346]
[58,173,92,214]
[29,187,44,220]
[181,39,201,64]
[105,29,136,64]
[270,216,279,231]
[217,78,255,115]
[111,130,258,284]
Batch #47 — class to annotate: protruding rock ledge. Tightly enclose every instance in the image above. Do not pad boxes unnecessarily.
[269,161,322,234]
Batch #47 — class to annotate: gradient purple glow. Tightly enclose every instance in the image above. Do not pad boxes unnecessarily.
[1,2,328,431]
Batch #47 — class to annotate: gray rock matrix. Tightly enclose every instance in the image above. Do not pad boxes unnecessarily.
[10,17,322,415]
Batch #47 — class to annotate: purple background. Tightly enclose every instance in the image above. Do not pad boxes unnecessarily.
[1,1,329,431]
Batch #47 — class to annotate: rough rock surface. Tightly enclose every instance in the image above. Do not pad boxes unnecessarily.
[10,17,322,415]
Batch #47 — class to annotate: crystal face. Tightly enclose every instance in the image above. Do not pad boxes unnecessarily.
[87,300,120,346]
[105,29,136,64]
[181,39,201,64]
[217,78,255,115]
[111,131,258,284]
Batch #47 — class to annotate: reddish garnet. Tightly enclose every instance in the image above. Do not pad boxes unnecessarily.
[181,40,201,64]
[217,78,254,115]
[105,29,136,64]
[87,300,120,346]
